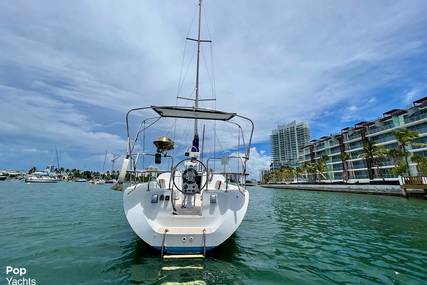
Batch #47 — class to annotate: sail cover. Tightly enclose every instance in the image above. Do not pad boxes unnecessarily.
[151,106,236,121]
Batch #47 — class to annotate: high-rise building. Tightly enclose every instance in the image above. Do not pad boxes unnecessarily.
[271,121,311,169]
[301,97,427,181]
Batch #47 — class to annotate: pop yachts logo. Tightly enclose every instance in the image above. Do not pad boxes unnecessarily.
[5,266,36,285]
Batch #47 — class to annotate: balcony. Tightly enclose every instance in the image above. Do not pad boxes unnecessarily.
[331,157,342,163]
[347,132,361,141]
[333,164,343,171]
[330,146,341,153]
[316,143,325,150]
[351,161,367,169]
[404,110,427,124]
[367,124,394,135]
[371,134,396,144]
[347,141,364,150]
[411,136,427,150]
[408,123,427,134]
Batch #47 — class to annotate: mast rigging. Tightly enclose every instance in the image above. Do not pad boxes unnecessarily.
[186,0,211,152]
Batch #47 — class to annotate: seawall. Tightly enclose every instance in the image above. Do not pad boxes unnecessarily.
[259,183,409,196]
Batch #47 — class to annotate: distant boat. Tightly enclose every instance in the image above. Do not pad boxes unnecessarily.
[105,179,117,184]
[89,179,105,185]
[75,178,87,183]
[25,175,59,183]
[0,175,7,181]
[25,168,60,183]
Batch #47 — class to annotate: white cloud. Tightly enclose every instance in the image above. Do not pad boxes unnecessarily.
[246,147,271,179]
[341,105,360,122]
[404,86,426,105]
[347,106,358,112]
[0,85,126,155]
[368,97,377,104]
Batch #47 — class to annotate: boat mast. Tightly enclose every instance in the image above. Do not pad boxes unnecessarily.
[55,147,60,170]
[192,0,203,152]
[186,0,211,153]
[102,150,107,173]
[187,0,211,152]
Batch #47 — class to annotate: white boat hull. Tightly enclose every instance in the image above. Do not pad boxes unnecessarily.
[25,177,59,183]
[123,181,249,253]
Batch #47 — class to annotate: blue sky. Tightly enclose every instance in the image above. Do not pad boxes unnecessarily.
[1,0,427,176]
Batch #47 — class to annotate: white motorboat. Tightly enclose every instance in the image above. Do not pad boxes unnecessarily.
[25,173,59,183]
[116,0,254,257]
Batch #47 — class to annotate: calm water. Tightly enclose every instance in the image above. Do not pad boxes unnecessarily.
[1,181,427,285]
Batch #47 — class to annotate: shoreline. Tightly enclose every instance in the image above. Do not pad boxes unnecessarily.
[259,183,426,198]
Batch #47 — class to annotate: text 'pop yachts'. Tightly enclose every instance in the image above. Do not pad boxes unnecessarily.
[5,266,37,285]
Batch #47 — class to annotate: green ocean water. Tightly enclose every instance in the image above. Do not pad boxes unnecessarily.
[0,181,426,285]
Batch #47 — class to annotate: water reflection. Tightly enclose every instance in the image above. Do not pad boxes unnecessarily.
[107,232,244,284]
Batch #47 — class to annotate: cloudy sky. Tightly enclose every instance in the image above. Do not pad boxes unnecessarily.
[1,0,427,176]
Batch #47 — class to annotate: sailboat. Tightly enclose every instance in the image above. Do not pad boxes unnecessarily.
[25,165,60,183]
[117,0,254,257]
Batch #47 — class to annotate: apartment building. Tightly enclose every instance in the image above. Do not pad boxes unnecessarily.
[301,97,427,181]
[271,121,311,169]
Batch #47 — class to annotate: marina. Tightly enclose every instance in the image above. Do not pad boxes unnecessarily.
[1,0,427,284]
[1,181,426,284]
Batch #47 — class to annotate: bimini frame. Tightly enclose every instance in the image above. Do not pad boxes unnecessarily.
[123,105,254,183]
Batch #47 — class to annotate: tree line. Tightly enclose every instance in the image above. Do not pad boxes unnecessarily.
[28,167,119,180]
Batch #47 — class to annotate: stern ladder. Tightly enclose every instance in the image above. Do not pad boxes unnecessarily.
[161,228,207,259]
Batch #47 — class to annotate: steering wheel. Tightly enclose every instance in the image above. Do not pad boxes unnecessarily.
[172,158,208,194]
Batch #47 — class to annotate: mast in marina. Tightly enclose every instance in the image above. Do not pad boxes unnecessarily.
[187,0,211,152]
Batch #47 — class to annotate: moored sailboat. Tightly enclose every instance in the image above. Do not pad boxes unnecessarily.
[116,0,254,257]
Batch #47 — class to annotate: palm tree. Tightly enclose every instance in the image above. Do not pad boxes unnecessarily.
[359,140,376,180]
[340,152,350,182]
[315,155,329,181]
[279,167,294,183]
[376,146,388,180]
[302,161,315,182]
[393,128,419,176]
[359,140,389,180]
[294,166,303,182]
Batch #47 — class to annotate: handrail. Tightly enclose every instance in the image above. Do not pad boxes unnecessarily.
[131,116,161,154]
[124,106,254,185]
[125,106,154,179]
[234,114,255,163]
[400,176,427,185]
